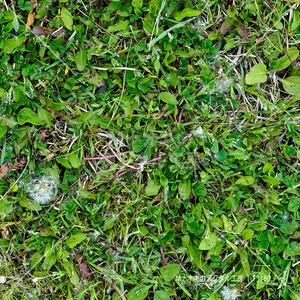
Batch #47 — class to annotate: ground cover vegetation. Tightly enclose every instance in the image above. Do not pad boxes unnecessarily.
[0,0,300,299]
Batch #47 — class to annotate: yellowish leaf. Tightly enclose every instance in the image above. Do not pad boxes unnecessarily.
[25,11,35,32]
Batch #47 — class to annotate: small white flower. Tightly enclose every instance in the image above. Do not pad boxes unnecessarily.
[25,176,58,205]
[220,285,241,300]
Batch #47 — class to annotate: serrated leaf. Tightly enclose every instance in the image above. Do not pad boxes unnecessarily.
[17,108,45,125]
[61,7,73,30]
[235,176,255,186]
[160,264,180,282]
[245,63,267,85]
[178,178,191,200]
[159,92,177,105]
[279,76,300,96]
[75,49,87,71]
[65,232,86,248]
[174,8,200,21]
[107,20,129,33]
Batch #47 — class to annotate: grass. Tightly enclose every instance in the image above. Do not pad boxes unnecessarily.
[0,0,300,299]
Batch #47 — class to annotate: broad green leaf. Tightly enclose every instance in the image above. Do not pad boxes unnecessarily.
[248,221,267,231]
[222,215,232,232]
[174,8,200,21]
[290,10,300,32]
[199,228,218,250]
[160,175,168,188]
[242,229,254,240]
[19,197,42,211]
[178,178,191,200]
[145,180,161,196]
[0,126,7,138]
[280,76,300,96]
[132,139,146,153]
[154,291,170,300]
[62,258,80,285]
[235,176,255,186]
[245,63,267,85]
[17,108,45,125]
[239,249,250,276]
[61,7,73,30]
[56,157,72,168]
[68,152,81,168]
[159,92,177,105]
[12,14,20,32]
[38,107,53,127]
[256,267,271,289]
[65,232,86,248]
[2,36,26,54]
[132,0,143,9]
[220,17,234,35]
[183,235,202,268]
[160,264,180,282]
[127,285,151,300]
[279,221,299,235]
[261,175,280,185]
[215,149,227,162]
[42,243,57,271]
[211,140,219,153]
[103,214,118,231]
[263,32,283,61]
[270,47,299,71]
[288,197,300,213]
[194,183,207,196]
[154,59,160,73]
[233,218,248,234]
[283,242,300,257]
[0,200,13,218]
[75,49,87,71]
[107,20,129,33]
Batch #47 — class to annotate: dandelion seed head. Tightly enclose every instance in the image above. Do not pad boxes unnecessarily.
[25,176,58,205]
[192,126,207,138]
[220,285,241,300]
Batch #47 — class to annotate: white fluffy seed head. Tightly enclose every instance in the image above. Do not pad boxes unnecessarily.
[25,176,58,205]
[220,286,241,300]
